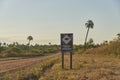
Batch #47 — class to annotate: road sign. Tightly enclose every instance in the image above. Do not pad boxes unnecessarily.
[61,33,73,52]
[61,33,73,69]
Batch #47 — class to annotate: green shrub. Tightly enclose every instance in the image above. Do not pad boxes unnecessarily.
[30,49,42,54]
[2,47,23,57]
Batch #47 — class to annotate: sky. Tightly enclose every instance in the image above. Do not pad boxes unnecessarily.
[0,0,120,45]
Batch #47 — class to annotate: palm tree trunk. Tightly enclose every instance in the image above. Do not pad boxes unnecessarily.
[84,28,90,51]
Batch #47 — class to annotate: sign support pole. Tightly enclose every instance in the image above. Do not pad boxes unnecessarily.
[70,52,72,69]
[62,52,64,69]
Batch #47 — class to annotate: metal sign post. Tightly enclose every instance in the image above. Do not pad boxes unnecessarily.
[61,33,73,69]
[70,52,72,69]
[62,52,64,69]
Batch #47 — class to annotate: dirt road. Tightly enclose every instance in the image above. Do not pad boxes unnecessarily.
[0,53,60,73]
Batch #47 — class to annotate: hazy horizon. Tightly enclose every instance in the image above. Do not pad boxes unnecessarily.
[0,0,120,45]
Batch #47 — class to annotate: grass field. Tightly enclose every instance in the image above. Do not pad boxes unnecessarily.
[39,53,120,80]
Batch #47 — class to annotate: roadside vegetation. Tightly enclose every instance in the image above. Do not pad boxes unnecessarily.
[84,33,120,57]
[39,54,120,80]
[0,43,59,57]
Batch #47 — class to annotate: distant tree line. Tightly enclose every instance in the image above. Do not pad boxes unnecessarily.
[0,36,59,57]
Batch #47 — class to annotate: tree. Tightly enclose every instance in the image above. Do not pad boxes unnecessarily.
[117,33,120,40]
[86,38,95,48]
[3,42,6,47]
[0,43,2,53]
[84,20,94,51]
[0,43,1,47]
[27,36,33,46]
[49,42,51,45]
[103,40,108,45]
[87,38,94,45]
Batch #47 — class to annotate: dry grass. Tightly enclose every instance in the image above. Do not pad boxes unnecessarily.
[39,53,120,80]
[85,40,120,58]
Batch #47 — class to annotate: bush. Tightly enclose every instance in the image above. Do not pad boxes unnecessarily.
[30,49,42,54]
[84,40,120,56]
[0,44,60,57]
[2,47,23,57]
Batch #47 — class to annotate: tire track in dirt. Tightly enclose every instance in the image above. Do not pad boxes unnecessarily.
[0,53,60,75]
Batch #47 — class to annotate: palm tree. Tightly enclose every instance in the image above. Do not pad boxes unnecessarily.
[84,20,94,51]
[27,36,33,46]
